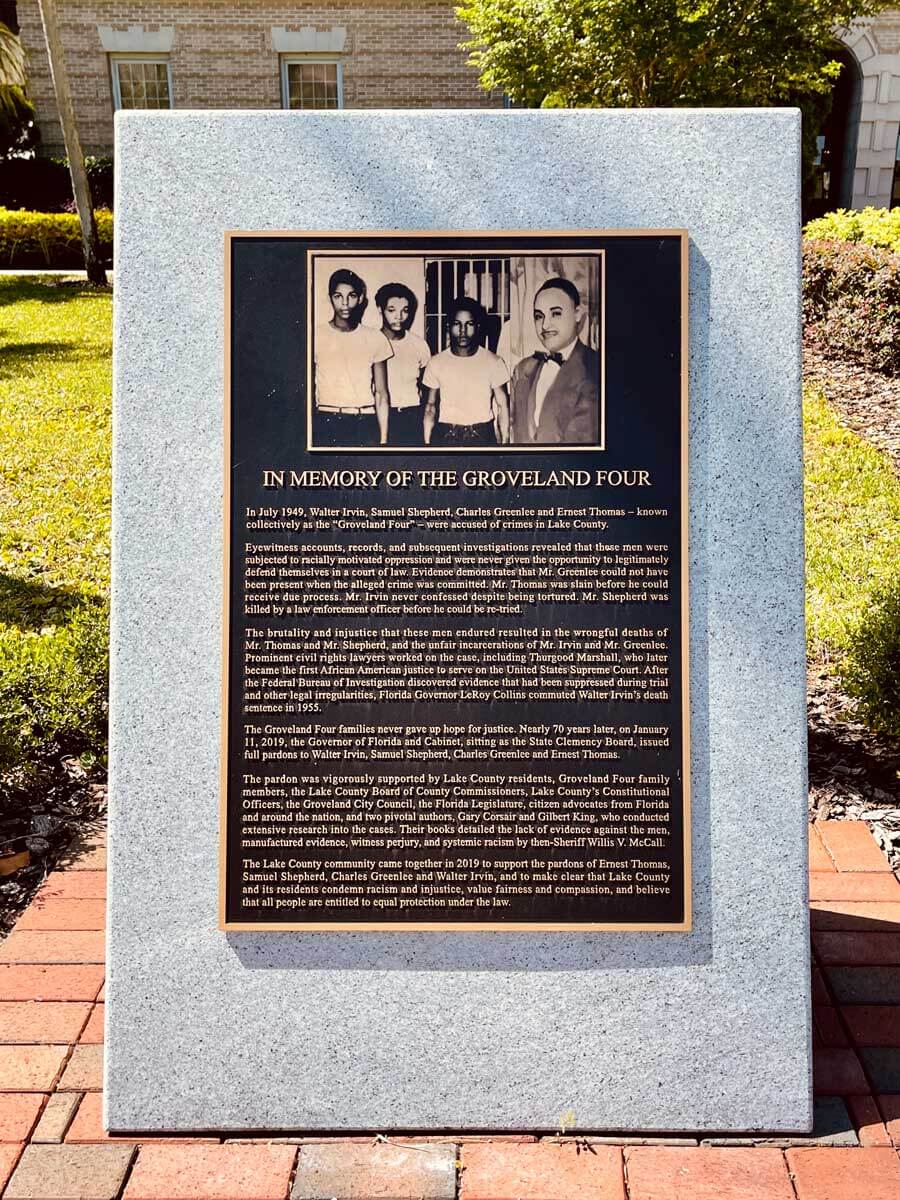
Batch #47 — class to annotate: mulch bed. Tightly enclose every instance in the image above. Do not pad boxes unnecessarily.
[804,338,900,870]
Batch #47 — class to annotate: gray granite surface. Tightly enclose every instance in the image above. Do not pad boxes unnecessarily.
[107,110,810,1133]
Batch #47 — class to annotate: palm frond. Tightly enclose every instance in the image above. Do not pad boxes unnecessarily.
[0,22,27,89]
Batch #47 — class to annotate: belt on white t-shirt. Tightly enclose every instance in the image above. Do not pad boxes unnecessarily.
[317,404,376,415]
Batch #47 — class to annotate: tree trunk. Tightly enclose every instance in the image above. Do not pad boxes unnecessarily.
[36,0,107,285]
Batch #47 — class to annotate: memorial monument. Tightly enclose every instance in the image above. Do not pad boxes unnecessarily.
[107,109,810,1132]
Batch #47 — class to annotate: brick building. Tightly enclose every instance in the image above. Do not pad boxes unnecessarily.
[15,1,501,158]
[11,2,900,210]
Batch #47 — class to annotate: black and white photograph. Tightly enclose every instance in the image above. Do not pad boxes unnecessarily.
[308,247,604,451]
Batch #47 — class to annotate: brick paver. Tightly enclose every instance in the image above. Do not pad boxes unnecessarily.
[14,898,106,931]
[0,1143,24,1191]
[4,1143,135,1199]
[31,1092,80,1143]
[847,1095,892,1147]
[814,931,900,964]
[62,843,107,872]
[123,1144,296,1199]
[294,1141,457,1198]
[860,1048,900,1092]
[65,1093,140,1144]
[843,1006,900,1046]
[813,1048,869,1095]
[811,901,900,931]
[827,966,900,1005]
[78,1004,105,1044]
[58,1044,103,1091]
[813,1007,849,1048]
[626,1146,794,1198]
[876,1095,900,1145]
[810,872,900,902]
[0,930,106,964]
[809,826,835,872]
[812,965,830,1005]
[0,1094,44,1142]
[787,1146,900,1200]
[0,964,104,1002]
[0,1001,91,1044]
[0,1046,69,1092]
[37,871,108,900]
[816,822,891,872]
[460,1141,625,1199]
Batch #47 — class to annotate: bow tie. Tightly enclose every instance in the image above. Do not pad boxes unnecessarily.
[533,350,563,366]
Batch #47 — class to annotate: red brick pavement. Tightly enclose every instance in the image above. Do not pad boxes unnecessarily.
[0,821,898,1198]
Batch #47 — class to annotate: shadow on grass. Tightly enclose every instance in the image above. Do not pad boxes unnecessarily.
[0,278,112,308]
[0,572,86,632]
[0,339,83,367]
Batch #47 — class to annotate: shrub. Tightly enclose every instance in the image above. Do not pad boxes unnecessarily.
[842,583,900,737]
[0,599,108,773]
[804,206,900,252]
[0,207,113,268]
[84,156,114,209]
[802,238,900,374]
[0,155,114,212]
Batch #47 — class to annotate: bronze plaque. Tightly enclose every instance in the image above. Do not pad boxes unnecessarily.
[221,230,689,931]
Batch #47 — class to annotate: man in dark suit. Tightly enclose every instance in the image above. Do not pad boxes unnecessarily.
[510,277,600,445]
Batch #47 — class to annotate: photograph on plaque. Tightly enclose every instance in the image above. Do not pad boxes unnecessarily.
[309,251,603,450]
[222,230,689,932]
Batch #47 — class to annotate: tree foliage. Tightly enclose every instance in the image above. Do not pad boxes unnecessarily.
[456,0,885,109]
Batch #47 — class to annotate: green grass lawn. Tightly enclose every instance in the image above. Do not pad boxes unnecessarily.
[0,280,112,769]
[804,389,900,649]
[804,388,900,733]
[0,279,111,628]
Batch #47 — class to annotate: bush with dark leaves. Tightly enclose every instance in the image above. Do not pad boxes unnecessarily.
[803,238,900,376]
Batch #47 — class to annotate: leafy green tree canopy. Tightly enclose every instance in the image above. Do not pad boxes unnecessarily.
[456,0,885,109]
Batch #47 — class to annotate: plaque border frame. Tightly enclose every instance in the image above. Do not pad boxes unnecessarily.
[220,228,691,934]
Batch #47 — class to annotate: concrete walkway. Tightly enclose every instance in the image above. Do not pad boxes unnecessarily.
[0,821,899,1198]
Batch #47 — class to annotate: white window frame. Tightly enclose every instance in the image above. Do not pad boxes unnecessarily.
[280,57,344,110]
[109,53,174,112]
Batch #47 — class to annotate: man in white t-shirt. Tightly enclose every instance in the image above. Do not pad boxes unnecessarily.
[422,298,510,446]
[314,268,392,446]
[375,281,431,446]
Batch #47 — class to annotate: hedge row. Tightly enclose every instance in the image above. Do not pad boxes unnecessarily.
[0,208,113,268]
[0,156,114,213]
[803,237,900,375]
[804,206,900,252]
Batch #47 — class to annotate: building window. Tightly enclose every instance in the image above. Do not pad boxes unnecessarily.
[110,56,173,110]
[281,59,342,110]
